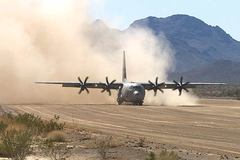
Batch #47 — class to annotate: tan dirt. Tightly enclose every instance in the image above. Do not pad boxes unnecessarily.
[2,99,240,159]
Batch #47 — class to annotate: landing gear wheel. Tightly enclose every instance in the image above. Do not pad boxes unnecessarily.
[133,101,143,106]
[117,98,123,105]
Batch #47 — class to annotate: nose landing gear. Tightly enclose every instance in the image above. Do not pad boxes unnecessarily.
[117,98,123,105]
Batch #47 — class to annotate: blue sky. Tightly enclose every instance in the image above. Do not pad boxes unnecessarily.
[90,0,240,41]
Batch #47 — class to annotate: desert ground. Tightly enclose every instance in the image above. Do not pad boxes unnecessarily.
[1,99,240,160]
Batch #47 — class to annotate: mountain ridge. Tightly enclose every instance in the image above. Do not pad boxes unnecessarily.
[129,14,240,73]
[92,15,240,82]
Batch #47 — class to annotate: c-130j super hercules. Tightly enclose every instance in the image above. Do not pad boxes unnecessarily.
[36,51,224,105]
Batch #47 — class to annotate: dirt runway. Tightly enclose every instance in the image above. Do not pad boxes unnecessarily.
[3,99,240,157]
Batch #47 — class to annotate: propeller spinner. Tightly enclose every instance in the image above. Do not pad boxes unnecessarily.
[173,76,190,96]
[148,77,165,96]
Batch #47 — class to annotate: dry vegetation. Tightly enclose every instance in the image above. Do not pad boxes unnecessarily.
[0,112,67,160]
[193,84,240,99]
[0,111,183,160]
[146,150,180,160]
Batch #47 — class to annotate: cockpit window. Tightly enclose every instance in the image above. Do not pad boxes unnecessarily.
[133,86,142,90]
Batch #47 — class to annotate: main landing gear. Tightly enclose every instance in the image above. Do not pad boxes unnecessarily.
[117,99,143,106]
[133,101,143,106]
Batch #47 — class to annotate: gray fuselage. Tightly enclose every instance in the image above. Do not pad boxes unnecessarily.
[117,82,145,105]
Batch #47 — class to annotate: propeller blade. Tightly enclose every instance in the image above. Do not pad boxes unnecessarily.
[85,88,90,94]
[101,88,106,93]
[110,80,116,85]
[108,90,111,96]
[78,77,83,84]
[155,77,158,85]
[183,87,189,92]
[106,77,109,85]
[158,88,164,93]
[173,80,179,85]
[79,88,84,94]
[148,80,154,86]
[154,90,157,96]
[180,76,183,85]
[84,76,89,84]
[178,89,182,96]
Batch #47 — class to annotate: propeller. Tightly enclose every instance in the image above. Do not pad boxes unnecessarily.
[173,76,190,96]
[78,76,90,94]
[148,77,165,96]
[101,77,116,96]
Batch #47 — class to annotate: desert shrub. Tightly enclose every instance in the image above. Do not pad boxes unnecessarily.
[44,115,65,133]
[0,129,33,160]
[138,137,145,147]
[5,113,14,120]
[40,139,71,160]
[0,113,66,159]
[159,150,180,160]
[14,113,44,134]
[46,131,66,142]
[145,152,156,160]
[0,121,7,132]
[145,150,180,160]
[0,143,9,157]
[96,136,113,160]
[4,113,65,135]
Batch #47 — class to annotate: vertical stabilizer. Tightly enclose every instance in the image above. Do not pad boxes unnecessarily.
[122,51,127,82]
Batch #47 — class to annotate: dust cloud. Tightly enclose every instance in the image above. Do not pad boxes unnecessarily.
[0,0,197,105]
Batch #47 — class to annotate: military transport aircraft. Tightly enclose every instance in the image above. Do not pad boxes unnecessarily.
[36,51,224,105]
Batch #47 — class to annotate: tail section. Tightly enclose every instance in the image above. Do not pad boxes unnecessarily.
[122,51,127,82]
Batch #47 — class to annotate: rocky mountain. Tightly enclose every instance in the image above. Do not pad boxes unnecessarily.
[91,15,240,82]
[130,15,240,74]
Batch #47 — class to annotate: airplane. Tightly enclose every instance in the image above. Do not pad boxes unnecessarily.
[36,51,225,105]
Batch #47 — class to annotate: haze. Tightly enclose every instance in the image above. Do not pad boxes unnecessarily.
[0,0,196,105]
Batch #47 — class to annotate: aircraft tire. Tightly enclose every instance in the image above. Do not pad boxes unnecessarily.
[117,98,123,105]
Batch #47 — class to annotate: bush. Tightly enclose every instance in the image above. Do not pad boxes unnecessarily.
[40,139,71,160]
[0,121,7,132]
[0,113,66,159]
[44,115,65,133]
[159,150,180,160]
[138,137,145,147]
[0,129,33,160]
[96,136,113,160]
[14,113,44,134]
[4,113,65,135]
[145,152,156,160]
[145,150,180,160]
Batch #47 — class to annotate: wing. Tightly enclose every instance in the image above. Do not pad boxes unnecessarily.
[140,82,225,90]
[164,82,226,89]
[36,76,122,90]
[35,81,122,89]
[140,76,225,90]
[140,80,225,96]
